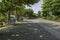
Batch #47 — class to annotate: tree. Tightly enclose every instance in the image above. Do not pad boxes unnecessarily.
[15,4,25,21]
[42,0,60,17]
[38,11,41,17]
[24,8,34,18]
[0,0,39,12]
[42,0,51,17]
[0,0,39,15]
[0,0,40,23]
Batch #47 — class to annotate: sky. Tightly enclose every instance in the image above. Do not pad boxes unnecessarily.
[25,0,43,13]
[0,0,2,2]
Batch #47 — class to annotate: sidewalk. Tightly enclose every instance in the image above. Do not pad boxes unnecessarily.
[38,18,60,39]
[0,25,13,31]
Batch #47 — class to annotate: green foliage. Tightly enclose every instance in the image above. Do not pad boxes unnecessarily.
[42,0,60,16]
[24,8,34,18]
[38,11,41,17]
[16,4,25,16]
[42,0,60,22]
[0,0,39,22]
[0,0,39,13]
[0,0,39,14]
[24,9,38,18]
[32,13,39,18]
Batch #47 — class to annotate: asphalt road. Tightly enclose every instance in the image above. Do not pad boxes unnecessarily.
[0,19,59,40]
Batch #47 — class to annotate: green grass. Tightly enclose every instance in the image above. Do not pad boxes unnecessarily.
[43,16,60,22]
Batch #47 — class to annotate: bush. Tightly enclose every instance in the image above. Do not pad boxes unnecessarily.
[43,16,60,22]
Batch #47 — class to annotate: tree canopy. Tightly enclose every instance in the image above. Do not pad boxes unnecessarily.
[42,0,60,16]
[0,0,40,22]
[0,0,39,13]
[24,8,34,17]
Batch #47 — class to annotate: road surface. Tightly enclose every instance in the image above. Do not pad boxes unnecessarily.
[0,18,59,40]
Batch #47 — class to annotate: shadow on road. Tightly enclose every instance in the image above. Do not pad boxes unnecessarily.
[40,22,60,32]
[0,21,59,40]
